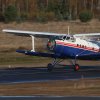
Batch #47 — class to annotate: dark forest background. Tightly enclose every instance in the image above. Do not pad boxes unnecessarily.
[0,0,100,22]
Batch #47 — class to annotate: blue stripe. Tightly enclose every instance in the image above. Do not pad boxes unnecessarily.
[54,45,100,60]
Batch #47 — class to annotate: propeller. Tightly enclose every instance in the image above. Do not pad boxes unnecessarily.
[47,38,56,51]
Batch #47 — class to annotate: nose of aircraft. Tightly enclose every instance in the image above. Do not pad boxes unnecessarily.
[47,39,56,51]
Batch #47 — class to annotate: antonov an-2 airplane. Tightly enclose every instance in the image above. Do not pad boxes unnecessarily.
[3,29,100,71]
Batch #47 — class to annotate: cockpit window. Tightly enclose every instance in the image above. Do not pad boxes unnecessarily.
[62,36,71,41]
[63,36,66,40]
[65,36,76,42]
[54,36,76,42]
[66,36,70,40]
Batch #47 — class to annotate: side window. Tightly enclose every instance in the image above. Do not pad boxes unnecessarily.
[71,37,76,42]
[63,36,66,40]
[63,36,76,42]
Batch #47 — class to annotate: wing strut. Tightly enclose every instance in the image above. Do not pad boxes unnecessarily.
[30,35,35,52]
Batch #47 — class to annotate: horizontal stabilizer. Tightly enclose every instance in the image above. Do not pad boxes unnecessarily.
[16,50,61,58]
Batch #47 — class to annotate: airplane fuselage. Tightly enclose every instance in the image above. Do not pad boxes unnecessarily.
[53,38,100,60]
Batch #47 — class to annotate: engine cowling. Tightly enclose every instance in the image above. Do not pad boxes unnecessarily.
[47,38,56,51]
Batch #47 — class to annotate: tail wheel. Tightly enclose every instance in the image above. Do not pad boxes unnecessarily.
[47,63,54,72]
[74,64,80,71]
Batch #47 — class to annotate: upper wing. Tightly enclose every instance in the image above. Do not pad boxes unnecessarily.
[74,33,100,37]
[74,33,100,41]
[3,29,66,38]
[3,29,100,41]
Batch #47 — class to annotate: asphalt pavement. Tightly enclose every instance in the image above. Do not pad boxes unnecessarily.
[0,65,100,84]
[0,96,100,100]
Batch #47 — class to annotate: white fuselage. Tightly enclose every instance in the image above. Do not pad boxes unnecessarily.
[55,37,100,58]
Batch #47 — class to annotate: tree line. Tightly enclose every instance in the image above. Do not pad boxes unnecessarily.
[0,0,100,22]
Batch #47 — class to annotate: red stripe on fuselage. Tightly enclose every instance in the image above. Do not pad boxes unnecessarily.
[56,41,99,52]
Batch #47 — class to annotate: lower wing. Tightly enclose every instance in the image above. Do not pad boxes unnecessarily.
[16,50,61,58]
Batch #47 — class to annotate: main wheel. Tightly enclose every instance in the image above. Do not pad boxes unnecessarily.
[74,64,80,71]
[47,63,54,72]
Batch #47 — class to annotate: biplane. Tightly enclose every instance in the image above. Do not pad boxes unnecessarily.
[3,29,100,71]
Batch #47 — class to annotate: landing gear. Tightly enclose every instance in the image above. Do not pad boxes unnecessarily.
[47,63,54,72]
[74,64,80,71]
[73,55,80,71]
[70,58,80,71]
[47,57,80,72]
[47,59,63,72]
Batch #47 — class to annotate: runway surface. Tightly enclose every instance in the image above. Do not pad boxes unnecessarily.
[0,65,100,84]
[0,96,100,100]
